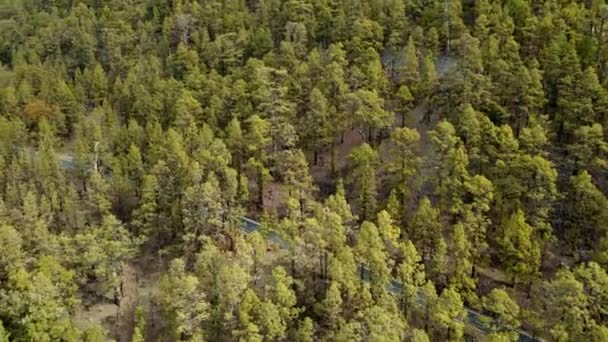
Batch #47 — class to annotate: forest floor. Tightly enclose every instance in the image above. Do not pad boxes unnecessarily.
[73,258,162,341]
[308,56,455,202]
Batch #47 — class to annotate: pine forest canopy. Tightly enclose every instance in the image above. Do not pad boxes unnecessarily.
[0,0,608,341]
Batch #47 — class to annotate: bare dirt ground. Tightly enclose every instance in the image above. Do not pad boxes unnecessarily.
[74,261,161,341]
[263,182,289,216]
[310,128,365,195]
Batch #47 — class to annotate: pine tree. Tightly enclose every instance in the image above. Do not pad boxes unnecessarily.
[124,143,144,190]
[0,224,24,281]
[172,90,202,147]
[594,234,608,268]
[182,172,224,257]
[420,54,439,105]
[325,179,356,227]
[301,88,331,165]
[519,118,549,157]
[384,189,403,231]
[86,63,108,106]
[410,329,430,342]
[388,127,421,212]
[0,321,8,342]
[267,266,298,336]
[321,282,343,333]
[246,115,272,210]
[132,306,146,342]
[83,326,106,342]
[482,288,520,337]
[295,317,314,342]
[455,104,481,166]
[570,123,608,173]
[450,223,475,300]
[328,245,359,301]
[226,117,244,171]
[431,287,466,341]
[376,210,400,252]
[410,197,445,282]
[429,120,470,216]
[347,144,379,221]
[396,240,425,319]
[498,210,540,286]
[0,260,80,341]
[400,37,420,94]
[160,258,209,341]
[563,171,608,253]
[84,172,112,224]
[343,89,392,144]
[130,174,159,247]
[361,302,406,341]
[536,268,590,341]
[355,222,390,293]
[395,85,414,127]
[234,289,263,342]
[572,262,608,326]
[280,149,316,211]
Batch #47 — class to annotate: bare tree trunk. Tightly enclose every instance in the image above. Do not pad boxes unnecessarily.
[235,157,242,198]
[257,170,264,210]
[93,141,99,173]
[324,251,328,280]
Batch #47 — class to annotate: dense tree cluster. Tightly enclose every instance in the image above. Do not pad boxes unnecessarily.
[0,0,608,341]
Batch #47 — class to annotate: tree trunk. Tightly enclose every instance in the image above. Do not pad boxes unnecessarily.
[235,157,242,197]
[319,250,324,280]
[324,251,328,280]
[424,306,430,331]
[597,19,605,79]
[331,142,336,175]
[253,249,258,285]
[257,170,264,210]
[558,120,565,142]
[401,296,409,318]
[526,279,532,299]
